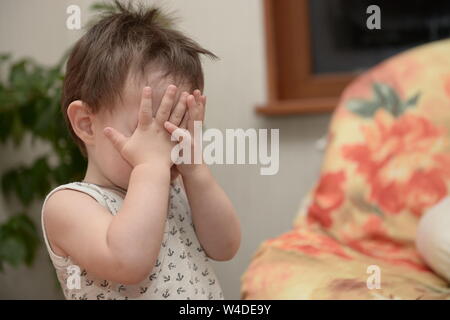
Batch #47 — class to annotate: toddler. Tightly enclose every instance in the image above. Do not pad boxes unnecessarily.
[41,1,240,300]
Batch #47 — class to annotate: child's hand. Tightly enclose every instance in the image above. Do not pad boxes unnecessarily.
[103,85,178,169]
[163,89,206,176]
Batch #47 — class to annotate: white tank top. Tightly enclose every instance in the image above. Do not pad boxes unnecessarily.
[40,180,224,300]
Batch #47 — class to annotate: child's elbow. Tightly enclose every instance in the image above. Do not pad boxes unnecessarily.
[112,255,156,285]
[212,251,236,262]
[210,238,240,261]
[113,265,151,285]
[94,267,148,286]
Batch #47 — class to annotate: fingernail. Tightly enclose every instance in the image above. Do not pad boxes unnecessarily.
[144,86,151,96]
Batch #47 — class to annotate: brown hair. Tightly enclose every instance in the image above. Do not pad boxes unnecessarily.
[62,0,217,157]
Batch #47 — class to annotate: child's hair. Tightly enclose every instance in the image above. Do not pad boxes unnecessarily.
[61,0,217,158]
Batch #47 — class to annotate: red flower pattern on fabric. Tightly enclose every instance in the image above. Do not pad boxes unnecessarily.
[343,111,450,216]
[307,171,346,228]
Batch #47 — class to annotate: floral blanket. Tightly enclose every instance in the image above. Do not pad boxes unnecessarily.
[241,39,450,299]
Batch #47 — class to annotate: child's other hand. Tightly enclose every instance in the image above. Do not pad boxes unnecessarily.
[103,85,178,169]
[164,89,206,176]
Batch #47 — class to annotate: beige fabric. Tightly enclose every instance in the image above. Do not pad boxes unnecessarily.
[41,181,224,300]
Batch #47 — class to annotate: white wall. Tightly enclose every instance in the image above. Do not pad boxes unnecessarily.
[0,0,330,299]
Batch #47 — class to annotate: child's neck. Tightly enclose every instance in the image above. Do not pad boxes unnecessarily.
[82,159,127,194]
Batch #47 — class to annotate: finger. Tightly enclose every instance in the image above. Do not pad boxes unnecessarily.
[155,85,177,124]
[103,127,127,151]
[186,95,201,135]
[198,95,206,121]
[180,111,189,129]
[163,121,180,135]
[193,89,202,105]
[164,121,191,147]
[138,86,153,129]
[201,95,206,107]
[193,91,206,117]
[187,94,202,120]
[168,91,188,126]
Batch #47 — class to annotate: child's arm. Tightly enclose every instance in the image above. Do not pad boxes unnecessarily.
[44,85,178,285]
[180,165,241,261]
[44,163,170,285]
[165,91,241,261]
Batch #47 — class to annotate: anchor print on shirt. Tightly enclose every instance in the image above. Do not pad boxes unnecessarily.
[168,262,176,270]
[176,273,184,281]
[173,186,181,194]
[140,287,148,294]
[170,226,178,236]
[100,280,109,288]
[149,272,157,281]
[78,293,88,300]
[162,289,170,298]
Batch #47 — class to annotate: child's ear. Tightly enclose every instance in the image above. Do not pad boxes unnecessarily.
[67,100,95,145]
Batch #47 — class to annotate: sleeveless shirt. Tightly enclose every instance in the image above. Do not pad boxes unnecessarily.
[40,180,224,300]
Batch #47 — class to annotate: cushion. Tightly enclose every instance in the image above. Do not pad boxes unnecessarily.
[241,39,450,299]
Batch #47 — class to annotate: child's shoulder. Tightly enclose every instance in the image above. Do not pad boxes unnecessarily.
[42,182,111,227]
[43,183,101,216]
[45,182,91,203]
[44,182,106,207]
[42,182,110,257]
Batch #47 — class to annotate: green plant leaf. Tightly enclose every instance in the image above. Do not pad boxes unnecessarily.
[9,60,28,89]
[0,236,27,267]
[90,2,117,13]
[11,112,25,147]
[0,53,11,63]
[0,214,40,268]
